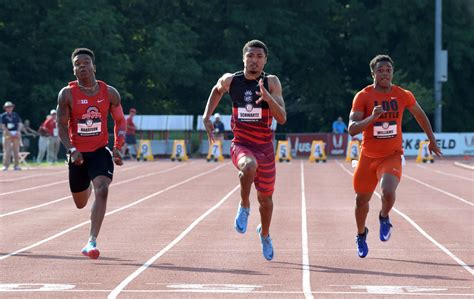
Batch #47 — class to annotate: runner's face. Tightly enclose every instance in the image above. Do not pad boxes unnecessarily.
[73,54,95,80]
[372,61,393,88]
[243,47,267,75]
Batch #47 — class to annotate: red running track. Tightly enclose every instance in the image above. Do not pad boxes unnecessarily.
[0,159,472,298]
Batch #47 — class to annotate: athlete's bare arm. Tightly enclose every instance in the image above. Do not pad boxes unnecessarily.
[256,75,286,124]
[57,87,83,165]
[348,105,384,136]
[57,87,73,150]
[407,102,442,156]
[203,73,233,144]
[108,86,126,166]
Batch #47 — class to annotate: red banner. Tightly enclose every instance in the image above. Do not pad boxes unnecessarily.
[286,133,349,157]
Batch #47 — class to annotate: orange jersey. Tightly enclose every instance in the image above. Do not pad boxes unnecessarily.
[68,80,110,152]
[351,85,416,158]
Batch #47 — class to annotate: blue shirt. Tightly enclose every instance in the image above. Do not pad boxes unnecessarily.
[213,120,225,133]
[1,112,22,133]
[332,120,347,134]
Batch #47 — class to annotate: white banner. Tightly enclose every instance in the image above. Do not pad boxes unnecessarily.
[402,133,474,156]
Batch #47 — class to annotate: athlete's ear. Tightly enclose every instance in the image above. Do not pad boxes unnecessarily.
[93,65,96,73]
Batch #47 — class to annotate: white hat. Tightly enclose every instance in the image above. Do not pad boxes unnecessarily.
[50,109,57,114]
[214,113,221,119]
[3,101,14,108]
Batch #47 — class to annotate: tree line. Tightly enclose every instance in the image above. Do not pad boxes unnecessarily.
[1,0,473,133]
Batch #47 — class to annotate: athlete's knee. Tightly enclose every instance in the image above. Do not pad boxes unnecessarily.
[94,181,109,199]
[257,194,273,207]
[239,157,257,176]
[355,194,371,208]
[381,188,396,202]
[74,200,87,209]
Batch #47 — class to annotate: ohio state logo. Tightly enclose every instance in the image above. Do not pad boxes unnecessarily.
[81,106,102,120]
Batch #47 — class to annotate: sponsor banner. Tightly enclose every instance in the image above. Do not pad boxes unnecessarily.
[287,133,350,157]
[286,132,474,157]
[403,133,474,156]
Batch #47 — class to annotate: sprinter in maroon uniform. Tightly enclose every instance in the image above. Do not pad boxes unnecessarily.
[57,48,126,259]
[203,40,287,261]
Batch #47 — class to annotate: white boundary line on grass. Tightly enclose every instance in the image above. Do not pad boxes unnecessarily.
[107,183,240,299]
[0,163,228,261]
[300,161,314,299]
[336,161,474,276]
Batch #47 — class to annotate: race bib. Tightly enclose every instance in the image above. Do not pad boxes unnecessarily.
[373,121,397,139]
[77,119,102,136]
[53,128,58,137]
[238,106,262,121]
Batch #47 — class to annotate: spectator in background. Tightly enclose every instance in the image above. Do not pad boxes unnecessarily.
[1,101,23,171]
[44,109,60,163]
[20,119,40,152]
[37,113,52,163]
[124,108,138,160]
[213,113,225,143]
[332,116,348,134]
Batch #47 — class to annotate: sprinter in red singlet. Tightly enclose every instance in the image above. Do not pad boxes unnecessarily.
[203,40,287,261]
[56,48,126,259]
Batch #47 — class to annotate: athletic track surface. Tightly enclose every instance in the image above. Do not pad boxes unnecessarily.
[0,158,472,298]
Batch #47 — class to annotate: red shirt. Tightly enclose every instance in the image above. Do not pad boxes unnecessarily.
[126,116,136,135]
[351,84,416,158]
[68,80,110,152]
[42,117,57,136]
[229,72,274,145]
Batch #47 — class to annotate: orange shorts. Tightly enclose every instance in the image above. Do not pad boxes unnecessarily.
[353,152,403,194]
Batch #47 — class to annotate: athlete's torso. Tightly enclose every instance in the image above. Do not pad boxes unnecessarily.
[68,80,110,152]
[351,84,416,158]
[229,71,274,145]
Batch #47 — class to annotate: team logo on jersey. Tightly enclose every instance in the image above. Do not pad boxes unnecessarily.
[245,103,253,112]
[382,122,390,129]
[82,106,102,120]
[244,90,253,103]
[78,106,102,136]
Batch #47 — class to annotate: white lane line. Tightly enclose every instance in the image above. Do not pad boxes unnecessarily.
[403,174,473,207]
[393,207,474,276]
[0,171,67,183]
[0,164,185,218]
[0,164,146,196]
[0,180,68,196]
[300,161,313,299]
[0,163,228,261]
[108,184,240,299]
[2,289,474,296]
[416,164,474,182]
[336,161,474,276]
[454,161,474,171]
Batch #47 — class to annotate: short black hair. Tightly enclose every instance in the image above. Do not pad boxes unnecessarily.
[243,40,268,57]
[71,48,95,64]
[370,54,394,73]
